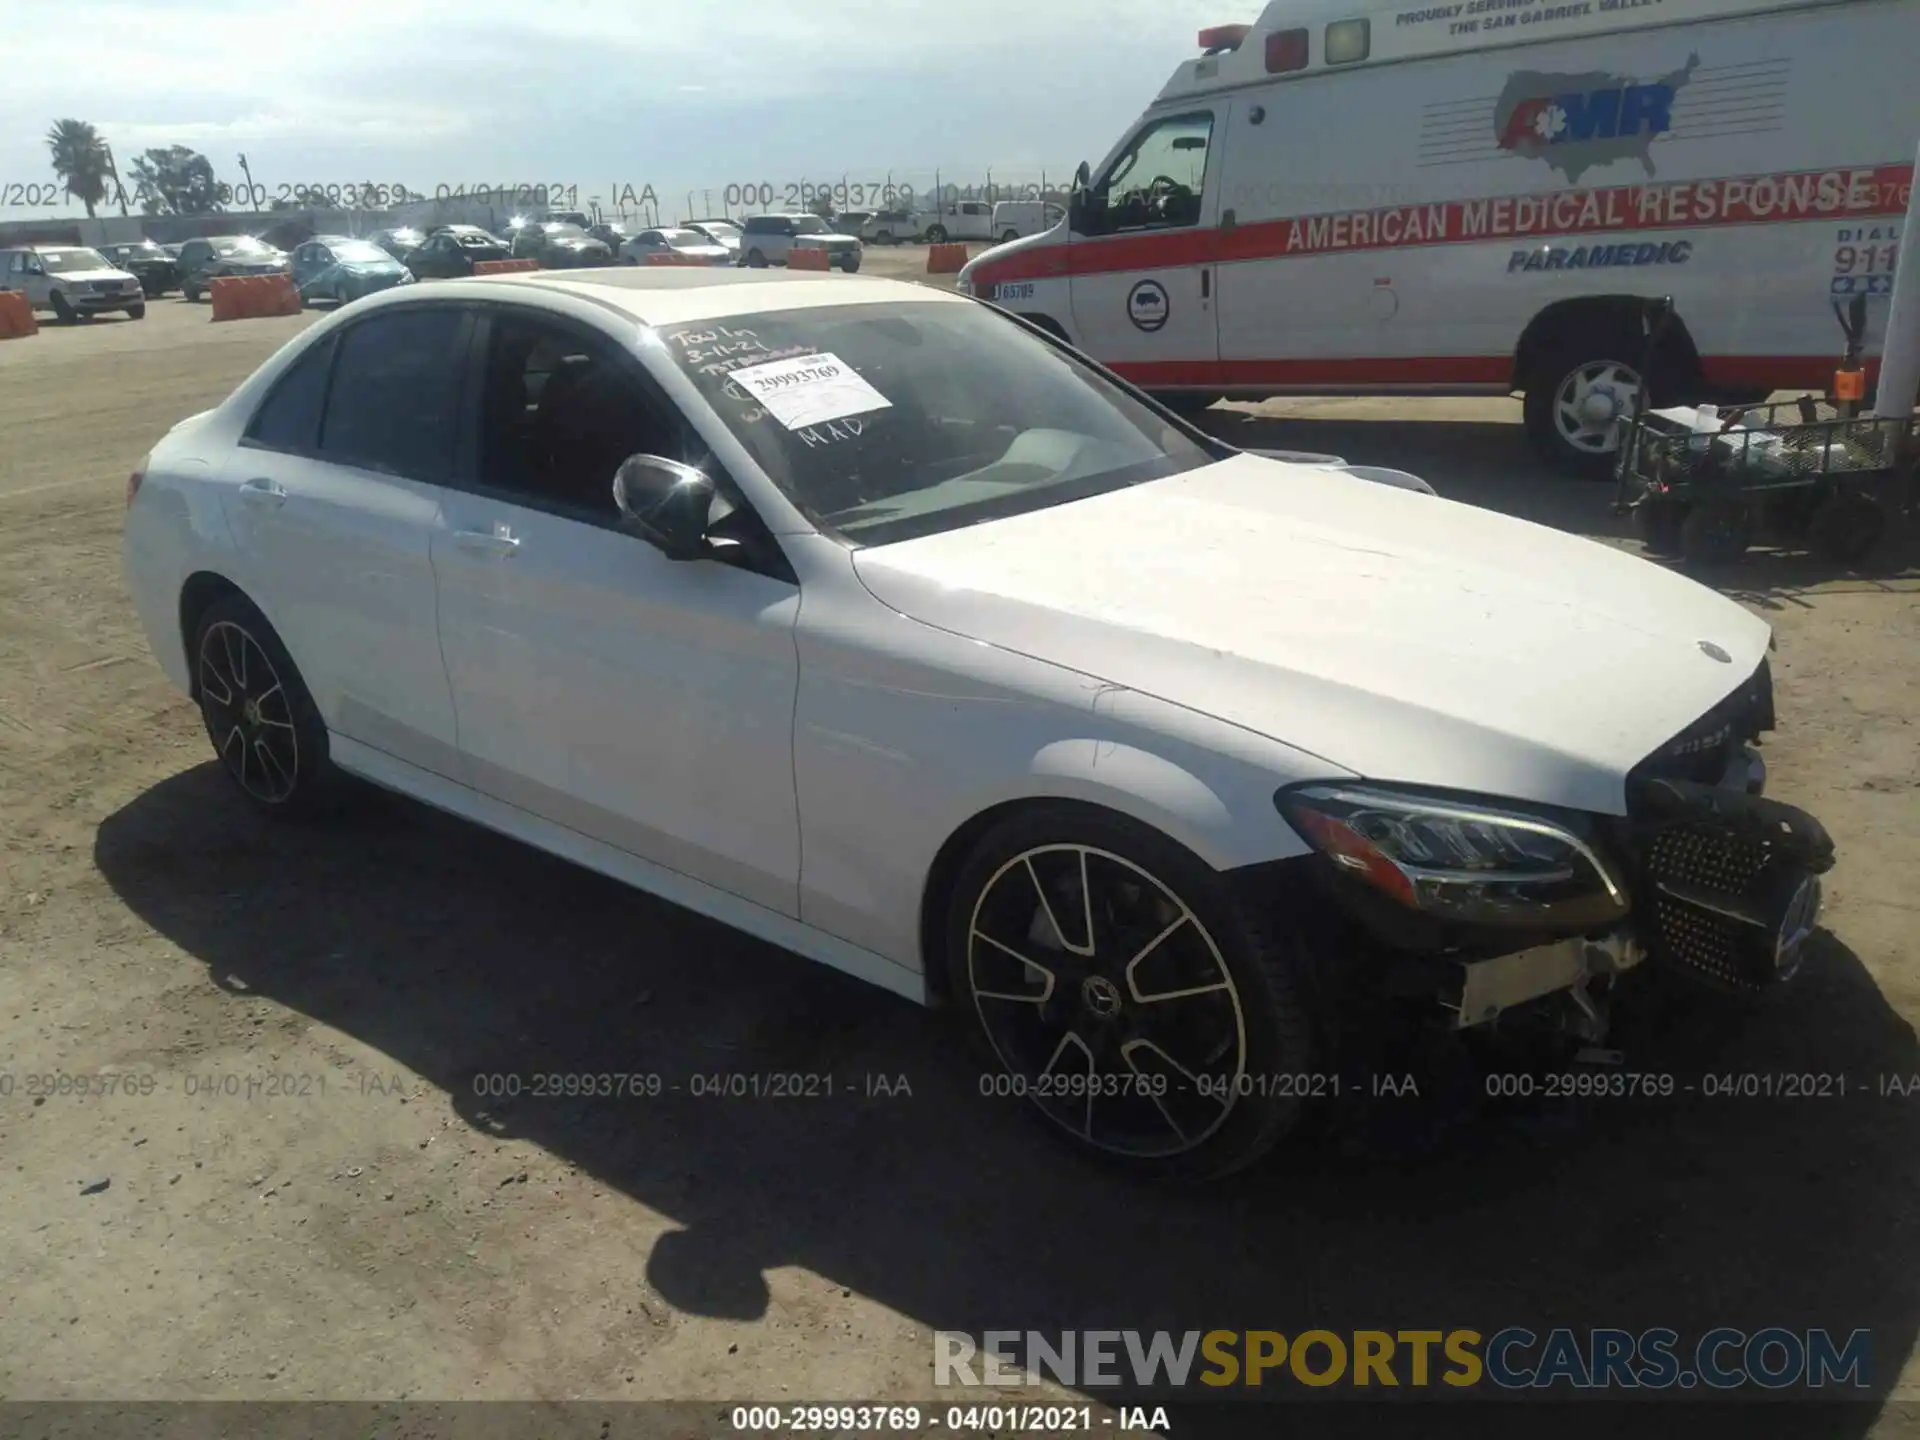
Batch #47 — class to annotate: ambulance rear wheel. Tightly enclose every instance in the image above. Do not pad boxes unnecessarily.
[1524,330,1646,478]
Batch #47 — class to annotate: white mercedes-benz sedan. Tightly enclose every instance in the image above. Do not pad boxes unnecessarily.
[121,268,1834,1177]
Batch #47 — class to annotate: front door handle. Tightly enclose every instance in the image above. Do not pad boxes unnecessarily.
[238,477,287,507]
[454,527,521,558]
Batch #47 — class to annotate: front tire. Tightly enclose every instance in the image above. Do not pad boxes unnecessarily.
[191,594,339,816]
[1524,330,1646,478]
[126,303,146,320]
[183,282,201,303]
[944,805,1315,1179]
[51,292,76,324]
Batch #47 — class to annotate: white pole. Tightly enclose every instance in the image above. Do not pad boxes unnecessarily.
[1869,136,1920,422]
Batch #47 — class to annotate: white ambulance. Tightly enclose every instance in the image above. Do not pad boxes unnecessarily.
[959,0,1916,472]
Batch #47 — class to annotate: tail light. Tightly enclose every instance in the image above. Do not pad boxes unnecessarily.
[126,454,150,508]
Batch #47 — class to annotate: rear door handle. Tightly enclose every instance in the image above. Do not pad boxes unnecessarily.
[238,477,287,507]
[454,527,521,558]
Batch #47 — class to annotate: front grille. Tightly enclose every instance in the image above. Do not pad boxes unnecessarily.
[1622,738,1833,996]
[1641,823,1778,994]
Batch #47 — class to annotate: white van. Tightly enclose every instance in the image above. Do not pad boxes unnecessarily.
[960,0,1917,471]
[990,200,1069,244]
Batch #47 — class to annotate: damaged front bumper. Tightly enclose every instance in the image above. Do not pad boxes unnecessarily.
[1449,740,1834,1031]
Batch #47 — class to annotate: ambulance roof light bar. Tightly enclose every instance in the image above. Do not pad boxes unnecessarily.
[1198,23,1252,54]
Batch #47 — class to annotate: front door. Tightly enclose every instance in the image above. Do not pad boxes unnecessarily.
[1068,108,1224,386]
[218,306,466,777]
[430,307,803,915]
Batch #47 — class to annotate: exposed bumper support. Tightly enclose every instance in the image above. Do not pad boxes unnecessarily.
[1453,929,1645,1030]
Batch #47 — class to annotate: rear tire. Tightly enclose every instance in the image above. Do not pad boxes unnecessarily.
[190,594,341,817]
[1679,500,1753,566]
[1001,229,1020,244]
[926,224,949,244]
[1524,326,1648,478]
[1807,490,1887,565]
[746,248,768,268]
[1633,498,1687,556]
[943,804,1316,1179]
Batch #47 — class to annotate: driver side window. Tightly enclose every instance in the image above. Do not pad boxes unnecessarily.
[1087,112,1215,235]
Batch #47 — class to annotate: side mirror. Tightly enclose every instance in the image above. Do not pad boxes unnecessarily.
[613,454,715,561]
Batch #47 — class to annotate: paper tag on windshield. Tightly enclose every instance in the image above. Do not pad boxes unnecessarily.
[727,352,891,432]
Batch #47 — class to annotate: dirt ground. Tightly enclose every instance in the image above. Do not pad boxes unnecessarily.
[2,250,1918,1435]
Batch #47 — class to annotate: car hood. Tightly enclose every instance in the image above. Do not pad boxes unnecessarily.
[56,267,139,283]
[670,244,732,259]
[848,453,1772,816]
[796,232,859,245]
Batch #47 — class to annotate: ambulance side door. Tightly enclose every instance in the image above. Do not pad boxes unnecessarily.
[1068,106,1226,383]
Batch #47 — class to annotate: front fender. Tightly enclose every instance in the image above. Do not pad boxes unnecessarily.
[792,577,1350,973]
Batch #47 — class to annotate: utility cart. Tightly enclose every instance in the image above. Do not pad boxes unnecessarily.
[1614,296,1914,565]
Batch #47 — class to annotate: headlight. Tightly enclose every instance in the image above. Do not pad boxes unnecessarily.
[1276,784,1628,929]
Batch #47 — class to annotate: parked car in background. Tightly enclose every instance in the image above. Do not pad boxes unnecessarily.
[618,227,734,266]
[161,243,184,260]
[540,209,592,229]
[173,236,291,303]
[833,211,875,238]
[370,228,426,261]
[405,226,513,278]
[101,239,181,297]
[0,244,146,322]
[919,200,996,244]
[586,221,637,252]
[684,219,743,256]
[859,210,918,245]
[512,221,613,268]
[989,200,1065,245]
[290,236,414,305]
[738,214,861,271]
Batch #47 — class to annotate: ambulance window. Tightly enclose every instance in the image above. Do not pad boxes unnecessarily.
[1086,113,1213,236]
[1325,18,1369,64]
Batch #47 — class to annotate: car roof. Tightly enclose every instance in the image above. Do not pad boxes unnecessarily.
[430,268,967,327]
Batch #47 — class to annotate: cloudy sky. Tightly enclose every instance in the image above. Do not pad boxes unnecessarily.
[4,0,1227,219]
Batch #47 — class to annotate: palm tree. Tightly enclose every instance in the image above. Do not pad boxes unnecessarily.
[45,118,110,218]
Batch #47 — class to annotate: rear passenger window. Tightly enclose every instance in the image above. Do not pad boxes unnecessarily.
[244,335,336,454]
[318,308,466,481]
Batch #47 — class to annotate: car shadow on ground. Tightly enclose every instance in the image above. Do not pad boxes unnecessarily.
[95,762,1920,1438]
[1200,409,1920,593]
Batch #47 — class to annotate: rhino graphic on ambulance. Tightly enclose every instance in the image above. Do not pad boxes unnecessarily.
[1496,53,1700,182]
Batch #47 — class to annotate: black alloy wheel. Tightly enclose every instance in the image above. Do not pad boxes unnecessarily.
[946,805,1314,1179]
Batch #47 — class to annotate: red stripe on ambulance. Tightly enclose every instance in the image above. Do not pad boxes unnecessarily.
[972,162,1914,285]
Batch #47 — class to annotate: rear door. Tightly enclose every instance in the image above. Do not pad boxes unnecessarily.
[430,306,803,914]
[219,305,466,777]
[1068,107,1226,383]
